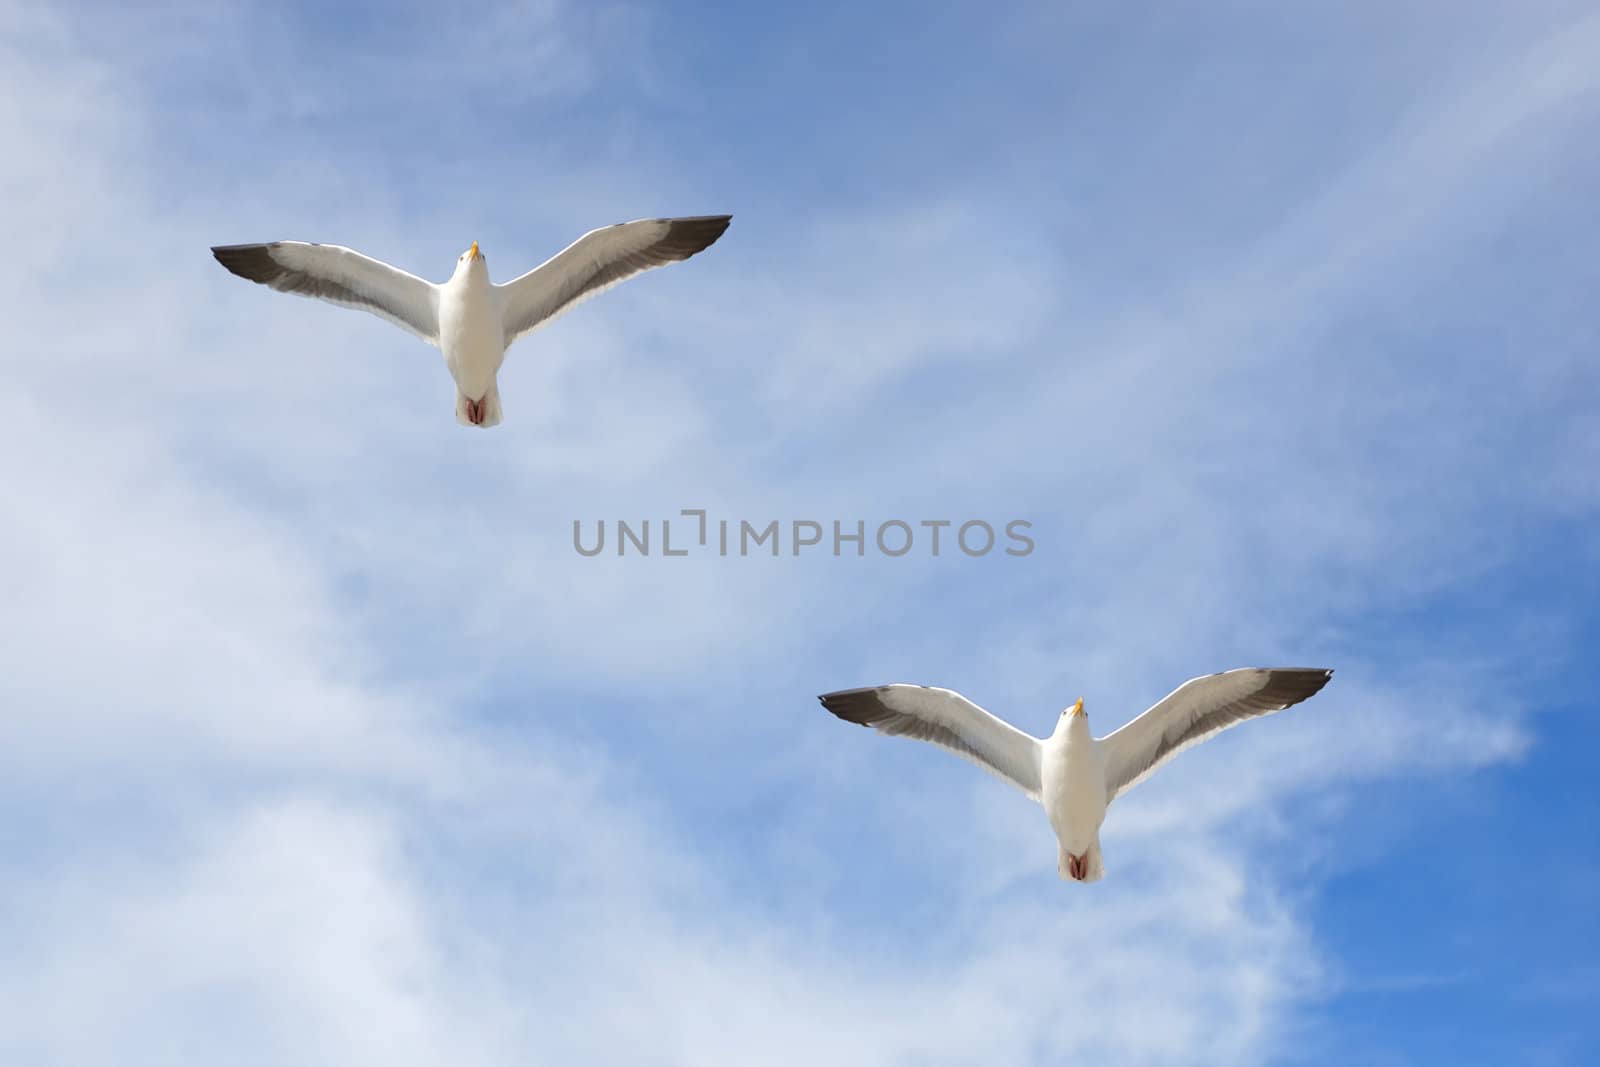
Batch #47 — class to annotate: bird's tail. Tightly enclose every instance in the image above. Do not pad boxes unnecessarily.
[454,382,503,428]
[1083,839,1105,883]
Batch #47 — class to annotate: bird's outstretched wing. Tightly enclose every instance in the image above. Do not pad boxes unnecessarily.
[211,242,440,344]
[1097,667,1333,803]
[495,215,731,348]
[819,685,1044,801]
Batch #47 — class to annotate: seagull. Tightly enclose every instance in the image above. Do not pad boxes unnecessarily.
[210,215,732,428]
[819,667,1333,883]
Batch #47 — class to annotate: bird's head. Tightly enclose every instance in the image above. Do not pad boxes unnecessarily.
[458,241,485,269]
[1060,697,1087,727]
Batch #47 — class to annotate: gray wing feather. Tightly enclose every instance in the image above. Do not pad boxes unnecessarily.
[1097,667,1334,803]
[496,215,731,347]
[819,684,1044,801]
[211,241,439,343]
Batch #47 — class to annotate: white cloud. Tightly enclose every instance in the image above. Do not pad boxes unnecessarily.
[0,3,1593,1065]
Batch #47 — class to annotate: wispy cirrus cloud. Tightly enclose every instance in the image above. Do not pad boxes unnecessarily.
[1,1,1597,1064]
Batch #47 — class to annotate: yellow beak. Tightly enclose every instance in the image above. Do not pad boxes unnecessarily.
[1070,697,1085,717]
[469,241,480,259]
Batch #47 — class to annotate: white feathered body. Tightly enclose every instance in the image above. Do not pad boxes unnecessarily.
[209,214,732,430]
[436,259,504,401]
[1042,715,1107,856]
[816,667,1333,886]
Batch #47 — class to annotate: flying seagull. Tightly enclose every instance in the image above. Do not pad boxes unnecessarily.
[819,667,1333,883]
[211,215,732,428]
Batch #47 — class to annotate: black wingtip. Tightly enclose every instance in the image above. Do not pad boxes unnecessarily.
[818,685,881,702]
[817,686,889,727]
[660,215,732,260]
[210,243,283,284]
[817,688,850,710]
[1265,667,1335,708]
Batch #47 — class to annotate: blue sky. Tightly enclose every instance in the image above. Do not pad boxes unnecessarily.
[1,0,1598,1063]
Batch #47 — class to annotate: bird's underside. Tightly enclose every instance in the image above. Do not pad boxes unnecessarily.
[818,667,1334,885]
[210,215,732,428]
